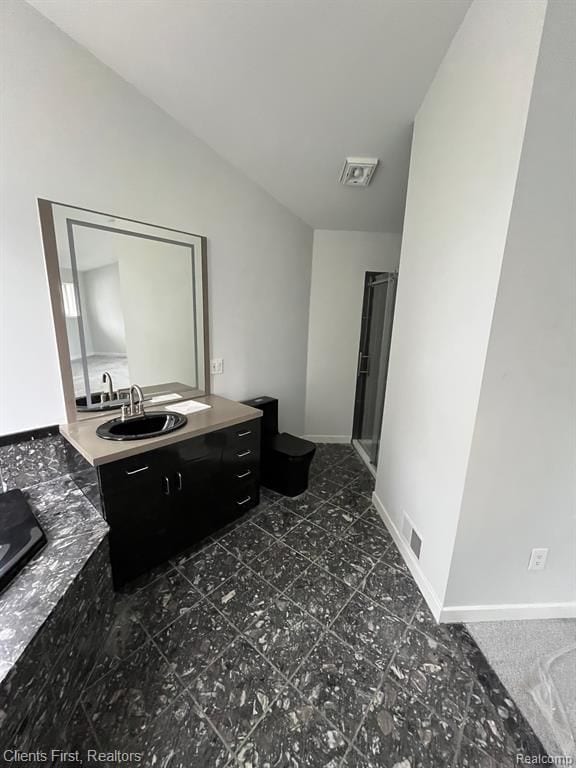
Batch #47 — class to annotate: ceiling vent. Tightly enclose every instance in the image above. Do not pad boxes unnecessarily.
[340,157,379,187]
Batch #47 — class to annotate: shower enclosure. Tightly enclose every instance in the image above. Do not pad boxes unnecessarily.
[352,271,397,470]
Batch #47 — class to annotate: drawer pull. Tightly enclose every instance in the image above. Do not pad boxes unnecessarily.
[237,450,252,458]
[236,496,252,507]
[176,471,183,492]
[236,470,252,479]
[162,476,171,496]
[237,430,252,438]
[126,465,149,476]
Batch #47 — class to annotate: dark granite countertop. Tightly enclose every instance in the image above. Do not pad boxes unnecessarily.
[0,433,108,684]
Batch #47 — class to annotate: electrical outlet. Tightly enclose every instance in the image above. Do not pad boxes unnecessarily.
[210,358,224,375]
[528,548,548,571]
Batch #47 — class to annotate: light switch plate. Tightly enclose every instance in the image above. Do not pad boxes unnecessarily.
[210,358,224,375]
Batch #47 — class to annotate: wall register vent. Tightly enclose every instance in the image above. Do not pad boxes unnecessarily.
[402,512,422,560]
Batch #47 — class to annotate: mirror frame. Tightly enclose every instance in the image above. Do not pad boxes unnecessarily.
[38,198,210,423]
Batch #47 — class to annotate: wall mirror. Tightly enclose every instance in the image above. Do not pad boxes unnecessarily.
[38,200,208,422]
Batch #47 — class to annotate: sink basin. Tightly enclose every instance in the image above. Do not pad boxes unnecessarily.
[96,411,188,441]
[76,395,125,412]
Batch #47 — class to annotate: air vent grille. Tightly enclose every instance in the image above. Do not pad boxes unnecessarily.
[402,512,422,561]
[410,529,422,560]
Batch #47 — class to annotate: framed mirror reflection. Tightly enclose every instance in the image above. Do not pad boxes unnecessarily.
[38,200,209,422]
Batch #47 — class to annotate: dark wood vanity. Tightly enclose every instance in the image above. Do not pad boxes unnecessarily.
[98,418,260,587]
[60,395,262,588]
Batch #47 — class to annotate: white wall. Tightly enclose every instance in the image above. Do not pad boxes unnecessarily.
[81,263,126,356]
[444,0,576,613]
[118,239,197,389]
[0,0,313,436]
[374,0,546,606]
[305,230,401,442]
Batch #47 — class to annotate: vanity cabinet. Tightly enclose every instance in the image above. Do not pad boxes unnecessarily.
[97,419,261,587]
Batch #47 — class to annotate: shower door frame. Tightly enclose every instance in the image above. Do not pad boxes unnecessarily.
[352,270,397,471]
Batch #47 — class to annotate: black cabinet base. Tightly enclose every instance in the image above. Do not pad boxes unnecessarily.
[108,527,210,590]
[98,419,261,590]
[108,494,260,590]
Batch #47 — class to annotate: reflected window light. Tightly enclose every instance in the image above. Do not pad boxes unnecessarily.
[62,282,79,318]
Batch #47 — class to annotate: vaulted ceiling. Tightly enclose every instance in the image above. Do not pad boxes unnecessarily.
[29,0,471,232]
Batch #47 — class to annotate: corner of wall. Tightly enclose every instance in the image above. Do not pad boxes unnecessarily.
[372,490,444,621]
[440,0,575,620]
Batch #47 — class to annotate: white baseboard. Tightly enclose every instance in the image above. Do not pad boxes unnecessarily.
[304,435,351,444]
[441,601,576,623]
[372,494,576,624]
[372,492,443,622]
[351,440,376,478]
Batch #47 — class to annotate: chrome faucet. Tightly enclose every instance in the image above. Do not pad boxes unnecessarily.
[102,372,115,402]
[131,385,145,415]
[121,384,146,421]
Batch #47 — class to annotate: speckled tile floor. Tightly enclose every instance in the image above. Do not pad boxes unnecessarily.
[62,445,548,767]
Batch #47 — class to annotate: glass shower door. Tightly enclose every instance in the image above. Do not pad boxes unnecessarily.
[352,272,397,467]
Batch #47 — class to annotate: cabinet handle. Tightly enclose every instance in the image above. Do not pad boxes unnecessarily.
[236,470,252,479]
[236,496,252,507]
[237,430,252,438]
[176,471,183,492]
[237,450,252,458]
[162,476,171,495]
[126,465,149,476]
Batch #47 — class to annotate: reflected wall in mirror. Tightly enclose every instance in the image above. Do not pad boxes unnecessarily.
[38,200,208,421]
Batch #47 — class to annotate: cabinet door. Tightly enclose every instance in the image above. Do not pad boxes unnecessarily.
[169,430,224,544]
[173,454,221,542]
[99,455,173,588]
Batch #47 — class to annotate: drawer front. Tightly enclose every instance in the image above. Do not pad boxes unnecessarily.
[222,419,261,512]
[223,422,260,476]
[229,463,257,485]
[224,442,258,467]
[222,447,259,497]
[225,419,261,451]
[98,452,164,497]
[223,480,260,521]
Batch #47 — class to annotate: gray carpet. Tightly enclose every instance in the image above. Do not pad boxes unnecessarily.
[467,618,576,760]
